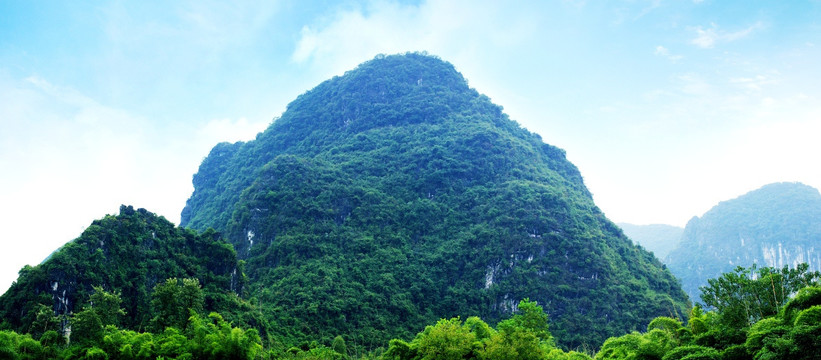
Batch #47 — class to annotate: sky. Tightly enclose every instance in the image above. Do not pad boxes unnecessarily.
[1,0,820,293]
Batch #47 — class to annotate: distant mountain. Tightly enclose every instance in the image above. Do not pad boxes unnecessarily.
[665,182,821,301]
[180,52,688,349]
[618,223,683,259]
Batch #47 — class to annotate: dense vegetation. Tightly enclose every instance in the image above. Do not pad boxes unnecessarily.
[0,281,265,359]
[0,206,268,337]
[617,224,683,260]
[180,52,688,349]
[0,289,587,359]
[595,263,821,360]
[1,264,816,359]
[666,182,821,300]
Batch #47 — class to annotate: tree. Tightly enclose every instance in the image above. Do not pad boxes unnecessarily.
[745,286,821,360]
[413,317,476,360]
[70,308,103,346]
[150,278,204,331]
[88,286,126,328]
[69,286,127,347]
[482,299,554,360]
[187,312,263,360]
[29,303,60,339]
[332,335,348,358]
[699,264,819,328]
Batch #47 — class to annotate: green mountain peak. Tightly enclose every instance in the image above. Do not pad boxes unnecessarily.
[179,52,688,349]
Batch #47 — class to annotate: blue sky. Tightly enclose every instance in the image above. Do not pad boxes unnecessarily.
[1,0,820,292]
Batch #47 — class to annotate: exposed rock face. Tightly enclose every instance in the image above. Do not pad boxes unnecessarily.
[666,182,821,301]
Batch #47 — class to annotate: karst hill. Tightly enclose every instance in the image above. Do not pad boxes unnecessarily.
[180,52,689,348]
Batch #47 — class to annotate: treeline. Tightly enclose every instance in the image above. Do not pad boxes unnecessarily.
[2,263,819,359]
[596,263,821,360]
[0,278,263,359]
[0,283,586,359]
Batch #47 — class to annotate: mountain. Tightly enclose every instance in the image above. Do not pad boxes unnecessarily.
[618,223,683,259]
[180,52,688,349]
[0,205,264,335]
[665,182,821,301]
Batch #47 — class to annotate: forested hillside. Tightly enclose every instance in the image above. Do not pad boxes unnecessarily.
[180,52,689,349]
[666,182,821,300]
[0,205,267,337]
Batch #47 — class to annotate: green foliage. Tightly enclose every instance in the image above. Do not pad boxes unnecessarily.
[0,309,265,360]
[413,318,477,360]
[699,264,819,329]
[88,286,126,328]
[744,317,788,358]
[82,346,109,360]
[546,348,594,360]
[187,312,264,360]
[150,278,204,331]
[29,303,61,339]
[594,264,819,360]
[483,299,554,360]
[179,52,689,350]
[647,317,686,345]
[71,307,104,346]
[686,306,708,336]
[781,285,821,324]
[332,335,348,358]
[381,298,589,360]
[0,330,46,360]
[660,345,719,360]
[594,330,677,360]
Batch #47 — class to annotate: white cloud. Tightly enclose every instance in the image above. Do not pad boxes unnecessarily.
[292,26,320,63]
[635,0,662,20]
[691,25,718,48]
[288,0,541,82]
[691,22,764,48]
[677,73,712,95]
[729,74,778,92]
[654,45,683,61]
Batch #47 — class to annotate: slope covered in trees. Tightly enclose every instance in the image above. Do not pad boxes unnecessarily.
[180,52,689,349]
[665,182,821,300]
[0,205,265,337]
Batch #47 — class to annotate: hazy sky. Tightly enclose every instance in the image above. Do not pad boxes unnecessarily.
[2,0,820,293]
